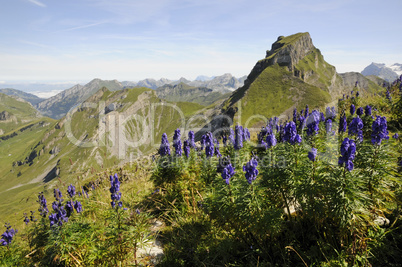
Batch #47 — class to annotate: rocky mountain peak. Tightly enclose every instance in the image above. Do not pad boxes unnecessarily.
[244,32,316,87]
[265,32,314,72]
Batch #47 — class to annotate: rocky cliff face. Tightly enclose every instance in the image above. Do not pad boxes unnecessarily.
[242,32,344,98]
[266,33,314,72]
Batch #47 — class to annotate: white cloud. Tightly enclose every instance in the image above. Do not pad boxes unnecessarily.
[31,90,63,99]
[0,81,5,84]
[27,0,46,7]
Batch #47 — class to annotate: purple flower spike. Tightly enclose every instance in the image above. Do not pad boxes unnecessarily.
[221,163,235,185]
[159,133,170,156]
[67,184,76,198]
[349,117,364,142]
[283,121,302,145]
[173,129,182,156]
[365,105,372,116]
[371,116,389,145]
[350,104,355,116]
[205,132,214,158]
[356,107,363,116]
[183,139,190,158]
[338,138,356,171]
[0,223,17,246]
[306,110,320,136]
[308,148,317,162]
[188,131,195,148]
[243,158,259,184]
[110,174,122,208]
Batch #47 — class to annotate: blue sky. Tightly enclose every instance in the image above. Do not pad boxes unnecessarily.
[1,0,401,83]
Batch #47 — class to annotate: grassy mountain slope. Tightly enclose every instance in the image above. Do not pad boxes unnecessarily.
[0,87,208,223]
[0,88,45,106]
[0,93,42,134]
[224,64,331,125]
[156,82,230,106]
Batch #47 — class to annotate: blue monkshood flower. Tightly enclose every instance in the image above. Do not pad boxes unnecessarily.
[365,105,372,116]
[23,213,30,225]
[243,158,259,184]
[350,104,355,115]
[308,147,317,162]
[65,200,74,217]
[306,110,320,136]
[159,133,170,156]
[349,116,364,142]
[326,119,332,133]
[214,138,222,157]
[234,125,243,150]
[393,133,399,139]
[205,132,214,158]
[266,133,277,148]
[338,138,356,171]
[243,128,251,141]
[183,139,190,158]
[228,128,235,146]
[221,163,235,185]
[54,188,63,201]
[49,203,68,227]
[173,129,182,156]
[188,131,195,148]
[386,89,392,101]
[298,115,306,132]
[74,201,82,213]
[283,121,302,145]
[371,116,389,145]
[0,223,17,246]
[29,211,36,223]
[293,108,297,124]
[356,107,363,116]
[320,112,325,122]
[201,134,206,150]
[67,184,76,198]
[110,173,122,208]
[355,81,359,87]
[277,124,284,143]
[38,192,49,217]
[304,105,309,117]
[356,91,360,97]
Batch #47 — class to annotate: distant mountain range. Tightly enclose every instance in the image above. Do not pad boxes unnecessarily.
[0,74,246,119]
[361,62,402,82]
[121,73,246,92]
[0,88,45,106]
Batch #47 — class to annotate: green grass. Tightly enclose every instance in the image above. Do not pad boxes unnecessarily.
[0,93,41,134]
[226,64,331,126]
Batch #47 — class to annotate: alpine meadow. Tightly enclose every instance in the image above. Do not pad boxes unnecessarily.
[1,29,402,266]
